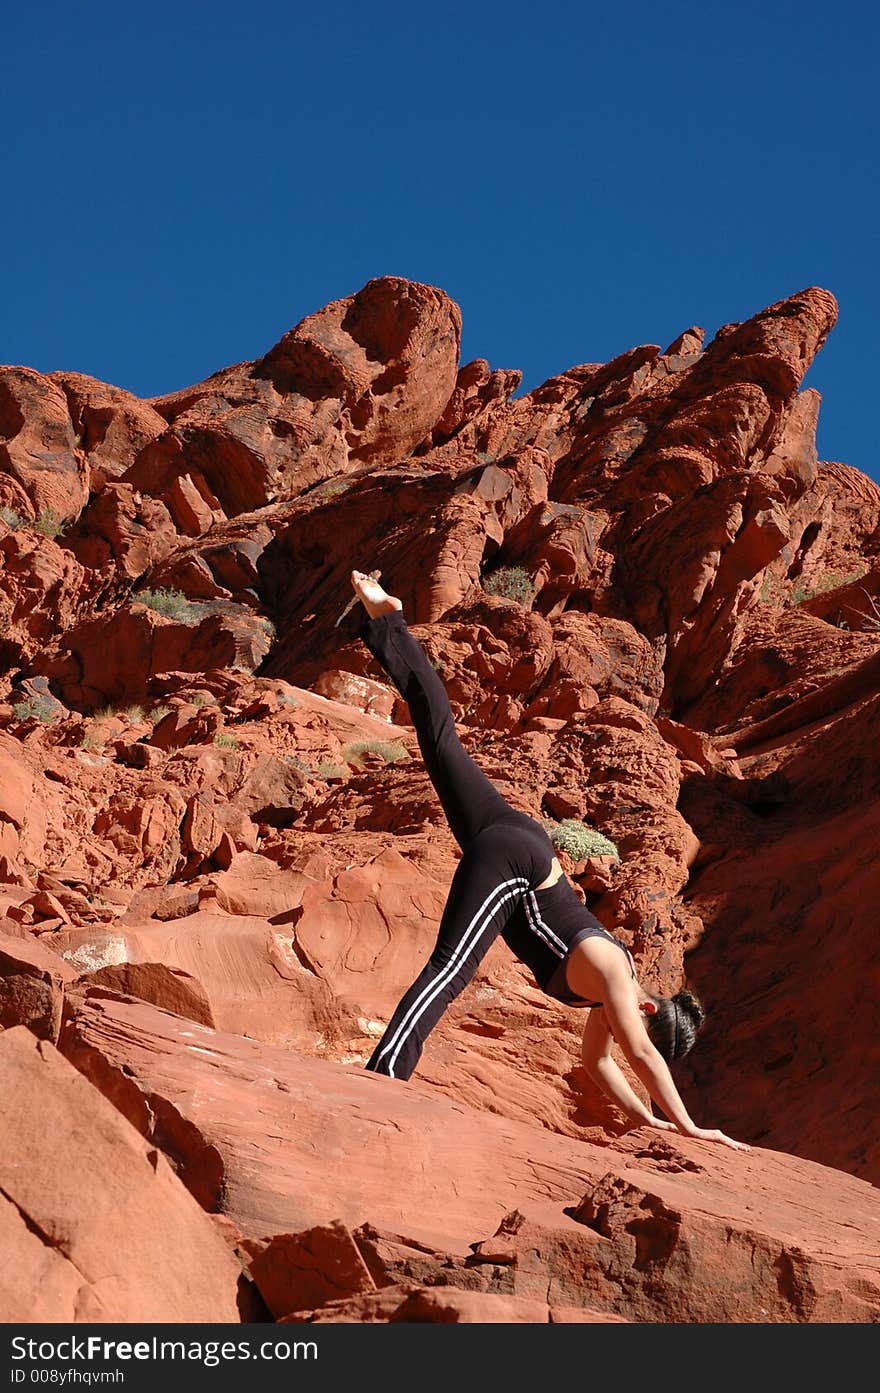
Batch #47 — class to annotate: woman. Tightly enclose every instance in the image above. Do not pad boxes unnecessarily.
[350,570,749,1153]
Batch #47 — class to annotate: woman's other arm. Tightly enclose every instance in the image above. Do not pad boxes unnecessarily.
[600,977,751,1152]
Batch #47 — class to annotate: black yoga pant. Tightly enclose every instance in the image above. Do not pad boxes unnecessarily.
[358,610,551,1080]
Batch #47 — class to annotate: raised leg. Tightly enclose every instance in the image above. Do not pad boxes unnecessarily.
[357,607,514,850]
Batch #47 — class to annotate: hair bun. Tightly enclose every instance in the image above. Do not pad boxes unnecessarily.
[673,988,706,1030]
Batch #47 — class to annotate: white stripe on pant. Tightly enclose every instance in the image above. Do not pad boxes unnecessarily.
[373,877,529,1078]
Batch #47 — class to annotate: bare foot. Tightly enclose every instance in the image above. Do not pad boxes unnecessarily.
[350,570,403,620]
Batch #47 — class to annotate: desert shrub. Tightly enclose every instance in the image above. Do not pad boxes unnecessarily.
[763,564,868,609]
[317,760,348,779]
[257,617,277,640]
[213,732,240,749]
[133,588,210,624]
[0,507,68,537]
[483,566,535,605]
[340,739,408,769]
[123,705,146,722]
[317,479,350,499]
[33,509,68,539]
[148,704,172,725]
[806,565,868,597]
[548,819,620,862]
[185,690,216,707]
[12,695,57,723]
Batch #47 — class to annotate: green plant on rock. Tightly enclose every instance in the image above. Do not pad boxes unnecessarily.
[213,732,240,749]
[340,739,408,769]
[133,588,211,624]
[12,695,58,723]
[0,507,68,538]
[548,818,620,862]
[483,566,535,606]
[758,573,783,606]
[317,760,347,779]
[762,564,869,609]
[185,690,216,707]
[316,479,350,499]
[33,509,68,539]
[793,565,869,603]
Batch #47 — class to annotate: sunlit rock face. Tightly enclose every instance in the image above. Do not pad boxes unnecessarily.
[2,278,879,1323]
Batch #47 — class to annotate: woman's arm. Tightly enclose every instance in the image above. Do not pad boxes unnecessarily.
[600,980,751,1152]
[581,1009,677,1131]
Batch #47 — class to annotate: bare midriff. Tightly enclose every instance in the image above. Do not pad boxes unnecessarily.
[535,856,565,890]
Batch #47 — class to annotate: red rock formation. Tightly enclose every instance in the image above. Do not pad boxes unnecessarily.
[0,367,89,519]
[1,276,879,1322]
[51,372,167,490]
[124,277,462,519]
[0,1026,244,1322]
[0,931,77,1041]
[55,993,880,1323]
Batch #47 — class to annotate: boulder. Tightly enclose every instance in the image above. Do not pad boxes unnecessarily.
[0,1026,243,1322]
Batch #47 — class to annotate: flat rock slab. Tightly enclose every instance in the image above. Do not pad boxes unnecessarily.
[60,990,880,1322]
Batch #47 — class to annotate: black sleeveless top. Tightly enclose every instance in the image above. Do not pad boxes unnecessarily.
[502,874,635,1007]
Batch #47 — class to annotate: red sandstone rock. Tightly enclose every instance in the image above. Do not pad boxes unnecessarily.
[0,735,66,868]
[311,669,397,722]
[51,372,167,489]
[0,366,88,519]
[425,357,523,448]
[286,1285,560,1323]
[123,277,461,521]
[55,992,880,1322]
[0,1026,243,1322]
[243,1221,377,1318]
[1,277,879,1321]
[0,930,77,1040]
[80,962,216,1027]
[676,693,880,1184]
[65,482,179,580]
[34,601,273,708]
[0,524,89,667]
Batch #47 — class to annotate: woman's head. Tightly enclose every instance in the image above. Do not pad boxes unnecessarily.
[644,988,706,1062]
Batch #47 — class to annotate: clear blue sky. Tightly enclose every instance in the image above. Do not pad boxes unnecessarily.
[3,1,878,480]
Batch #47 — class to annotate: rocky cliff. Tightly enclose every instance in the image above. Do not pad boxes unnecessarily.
[2,277,879,1323]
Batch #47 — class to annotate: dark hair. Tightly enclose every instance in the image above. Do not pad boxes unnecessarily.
[646,989,706,1062]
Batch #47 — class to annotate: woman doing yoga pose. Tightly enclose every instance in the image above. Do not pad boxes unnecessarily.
[350,570,749,1153]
